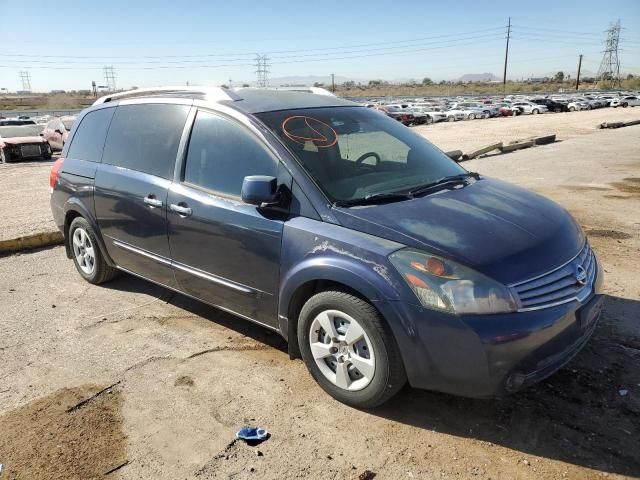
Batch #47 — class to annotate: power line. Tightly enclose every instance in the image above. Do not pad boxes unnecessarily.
[0,27,509,60]
[597,19,622,87]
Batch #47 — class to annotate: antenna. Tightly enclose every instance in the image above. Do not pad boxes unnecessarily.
[597,20,622,88]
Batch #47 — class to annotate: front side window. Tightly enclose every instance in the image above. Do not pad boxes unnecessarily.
[183,110,278,197]
[66,107,115,162]
[256,107,465,204]
[102,103,190,179]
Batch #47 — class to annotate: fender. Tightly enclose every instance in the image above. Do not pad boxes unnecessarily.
[63,198,115,267]
[278,253,416,345]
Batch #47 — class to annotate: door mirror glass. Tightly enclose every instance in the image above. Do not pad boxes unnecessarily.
[241,175,278,206]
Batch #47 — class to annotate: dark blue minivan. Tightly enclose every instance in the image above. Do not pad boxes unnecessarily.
[50,87,604,407]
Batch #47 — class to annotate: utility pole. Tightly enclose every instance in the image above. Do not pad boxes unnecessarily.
[19,71,32,92]
[254,54,270,88]
[502,17,511,92]
[103,66,116,92]
[575,54,583,90]
[597,19,622,88]
[331,73,335,92]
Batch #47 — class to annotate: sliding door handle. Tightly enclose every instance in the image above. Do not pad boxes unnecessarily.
[170,203,192,217]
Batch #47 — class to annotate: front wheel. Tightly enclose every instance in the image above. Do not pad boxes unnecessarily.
[298,291,406,408]
[532,109,539,115]
[622,102,629,108]
[69,217,118,284]
[468,113,475,120]
[447,116,455,122]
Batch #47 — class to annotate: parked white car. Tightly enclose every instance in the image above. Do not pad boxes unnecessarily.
[611,96,640,107]
[411,106,448,123]
[511,102,548,114]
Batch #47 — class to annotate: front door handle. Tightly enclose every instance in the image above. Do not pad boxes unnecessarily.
[143,195,163,208]
[170,203,192,217]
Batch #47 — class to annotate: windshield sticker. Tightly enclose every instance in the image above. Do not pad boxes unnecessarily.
[282,116,338,148]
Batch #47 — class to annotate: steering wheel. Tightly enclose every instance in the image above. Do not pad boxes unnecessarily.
[355,152,381,166]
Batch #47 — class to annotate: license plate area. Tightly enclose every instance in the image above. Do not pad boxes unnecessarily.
[577,296,603,330]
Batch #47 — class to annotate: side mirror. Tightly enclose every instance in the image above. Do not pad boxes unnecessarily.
[241,175,279,207]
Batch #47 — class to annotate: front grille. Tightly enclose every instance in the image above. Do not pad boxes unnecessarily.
[20,144,42,158]
[511,242,596,311]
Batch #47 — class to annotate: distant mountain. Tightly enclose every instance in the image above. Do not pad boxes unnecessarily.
[458,73,500,82]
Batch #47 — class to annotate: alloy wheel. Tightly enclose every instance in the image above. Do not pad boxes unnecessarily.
[309,309,376,391]
[72,227,95,275]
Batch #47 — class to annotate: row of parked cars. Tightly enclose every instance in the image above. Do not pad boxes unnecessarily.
[0,115,75,163]
[364,91,640,126]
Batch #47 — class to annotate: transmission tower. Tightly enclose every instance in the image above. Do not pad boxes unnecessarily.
[103,66,117,92]
[597,20,622,87]
[19,71,32,92]
[254,54,270,88]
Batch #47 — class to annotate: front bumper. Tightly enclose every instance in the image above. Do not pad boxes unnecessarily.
[375,280,604,398]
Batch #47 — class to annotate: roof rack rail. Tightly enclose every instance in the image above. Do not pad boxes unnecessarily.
[93,86,242,105]
[233,86,336,97]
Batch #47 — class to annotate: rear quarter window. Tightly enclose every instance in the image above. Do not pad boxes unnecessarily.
[66,107,115,162]
[101,103,190,179]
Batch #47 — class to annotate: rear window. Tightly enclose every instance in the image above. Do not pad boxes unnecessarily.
[66,107,115,162]
[102,103,190,179]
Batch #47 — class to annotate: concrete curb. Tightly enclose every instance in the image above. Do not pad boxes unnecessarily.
[0,231,64,254]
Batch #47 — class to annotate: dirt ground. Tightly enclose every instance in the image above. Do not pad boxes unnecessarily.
[0,117,638,480]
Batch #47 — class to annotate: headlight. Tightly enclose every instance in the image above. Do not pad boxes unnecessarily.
[389,249,518,314]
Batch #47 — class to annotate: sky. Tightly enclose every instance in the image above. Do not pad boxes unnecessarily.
[1,0,639,92]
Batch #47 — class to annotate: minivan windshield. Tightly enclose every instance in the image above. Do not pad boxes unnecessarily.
[256,106,465,204]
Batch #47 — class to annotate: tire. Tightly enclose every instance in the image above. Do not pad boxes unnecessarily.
[447,116,455,122]
[622,102,628,108]
[69,217,118,284]
[298,290,407,408]
[0,148,5,164]
[425,115,433,125]
[554,107,561,113]
[568,106,575,112]
[532,109,539,115]
[468,113,475,120]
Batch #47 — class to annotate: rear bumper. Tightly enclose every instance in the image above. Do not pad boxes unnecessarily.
[375,287,604,398]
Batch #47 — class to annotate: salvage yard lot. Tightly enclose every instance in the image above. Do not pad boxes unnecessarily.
[0,115,639,479]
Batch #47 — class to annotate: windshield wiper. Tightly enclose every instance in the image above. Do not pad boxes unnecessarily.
[334,191,413,207]
[407,172,480,197]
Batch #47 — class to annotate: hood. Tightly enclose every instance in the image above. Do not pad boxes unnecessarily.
[0,136,46,145]
[332,177,584,285]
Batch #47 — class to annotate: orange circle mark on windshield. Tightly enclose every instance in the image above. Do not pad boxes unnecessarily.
[281,116,338,148]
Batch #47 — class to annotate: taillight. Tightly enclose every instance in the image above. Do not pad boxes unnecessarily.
[50,157,64,191]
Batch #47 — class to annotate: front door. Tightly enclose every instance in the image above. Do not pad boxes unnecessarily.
[94,102,191,287]
[167,110,286,327]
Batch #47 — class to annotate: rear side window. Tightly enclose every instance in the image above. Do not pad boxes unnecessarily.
[102,104,190,179]
[65,108,114,162]
[183,111,278,197]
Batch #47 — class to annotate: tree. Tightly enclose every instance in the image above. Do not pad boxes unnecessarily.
[554,71,564,82]
[422,77,433,85]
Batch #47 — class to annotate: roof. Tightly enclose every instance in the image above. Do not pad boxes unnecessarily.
[227,89,357,114]
[92,86,357,114]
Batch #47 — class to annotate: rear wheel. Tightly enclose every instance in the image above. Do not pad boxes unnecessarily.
[568,106,575,112]
[69,217,118,284]
[532,109,539,115]
[468,113,476,120]
[447,116,455,122]
[298,291,406,408]
[622,102,629,108]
